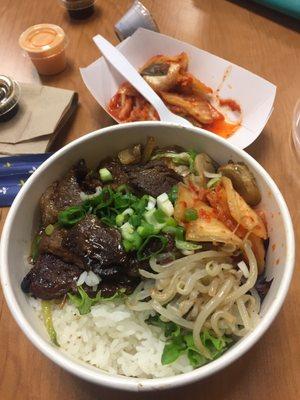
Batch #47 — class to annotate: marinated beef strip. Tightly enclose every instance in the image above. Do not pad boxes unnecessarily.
[97,275,137,297]
[29,214,139,299]
[40,159,89,226]
[124,160,182,197]
[39,228,84,268]
[21,253,81,300]
[97,156,182,197]
[62,214,128,272]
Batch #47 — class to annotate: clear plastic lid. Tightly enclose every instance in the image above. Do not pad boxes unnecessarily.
[292,99,300,158]
[0,75,21,117]
[19,24,67,59]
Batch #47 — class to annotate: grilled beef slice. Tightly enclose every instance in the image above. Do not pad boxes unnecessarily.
[21,253,81,300]
[125,160,182,197]
[39,228,84,268]
[40,160,88,226]
[62,214,128,274]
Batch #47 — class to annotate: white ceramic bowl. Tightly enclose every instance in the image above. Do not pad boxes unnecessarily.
[0,122,295,391]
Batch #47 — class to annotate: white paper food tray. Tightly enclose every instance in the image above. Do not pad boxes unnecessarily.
[80,28,276,149]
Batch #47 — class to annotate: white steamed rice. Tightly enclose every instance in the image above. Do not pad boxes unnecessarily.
[29,298,193,378]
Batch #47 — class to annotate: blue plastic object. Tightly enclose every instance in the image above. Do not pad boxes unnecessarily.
[0,153,52,207]
[252,0,300,19]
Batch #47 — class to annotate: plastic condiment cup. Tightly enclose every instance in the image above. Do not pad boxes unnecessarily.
[19,24,68,75]
[0,75,21,122]
[59,0,96,19]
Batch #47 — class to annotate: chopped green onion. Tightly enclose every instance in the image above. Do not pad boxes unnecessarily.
[130,232,143,249]
[152,152,191,166]
[100,216,116,227]
[184,208,198,222]
[146,196,156,211]
[92,187,114,210]
[115,208,134,226]
[144,209,165,231]
[137,221,156,238]
[116,184,130,193]
[187,149,197,171]
[114,192,136,209]
[122,233,142,252]
[165,217,176,227]
[153,208,168,223]
[41,300,59,346]
[168,185,178,204]
[120,222,134,239]
[58,206,86,227]
[45,224,55,236]
[137,235,168,261]
[116,214,125,226]
[31,234,42,262]
[157,193,174,216]
[123,239,134,252]
[121,222,142,250]
[131,195,149,214]
[175,239,202,251]
[99,168,113,182]
[129,214,142,228]
[162,225,185,240]
[207,177,221,189]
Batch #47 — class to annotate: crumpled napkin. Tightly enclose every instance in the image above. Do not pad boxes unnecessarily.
[0,82,78,154]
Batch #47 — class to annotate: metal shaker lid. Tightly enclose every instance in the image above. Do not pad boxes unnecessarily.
[0,75,21,117]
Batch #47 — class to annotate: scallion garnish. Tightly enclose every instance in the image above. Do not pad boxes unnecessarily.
[175,239,202,251]
[162,225,185,240]
[184,208,198,222]
[168,185,178,204]
[45,224,55,236]
[137,221,156,238]
[137,234,168,261]
[99,167,113,182]
[58,206,86,227]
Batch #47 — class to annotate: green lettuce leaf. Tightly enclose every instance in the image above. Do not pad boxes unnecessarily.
[68,286,125,315]
[146,313,233,368]
[161,337,187,365]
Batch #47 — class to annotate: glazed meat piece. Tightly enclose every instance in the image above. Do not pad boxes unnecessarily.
[124,257,150,278]
[21,253,81,300]
[80,170,102,194]
[125,160,182,197]
[62,214,128,273]
[39,228,84,268]
[98,274,138,297]
[40,160,88,226]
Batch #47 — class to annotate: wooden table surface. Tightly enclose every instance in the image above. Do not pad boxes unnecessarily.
[0,1,299,399]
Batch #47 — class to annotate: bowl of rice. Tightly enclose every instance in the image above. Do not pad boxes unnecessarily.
[0,122,295,391]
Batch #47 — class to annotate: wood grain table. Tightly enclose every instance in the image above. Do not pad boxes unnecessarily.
[0,1,299,399]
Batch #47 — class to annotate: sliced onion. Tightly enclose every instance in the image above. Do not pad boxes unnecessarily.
[76,271,87,286]
[85,271,101,287]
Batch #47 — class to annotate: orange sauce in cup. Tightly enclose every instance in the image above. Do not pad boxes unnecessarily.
[19,24,68,75]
